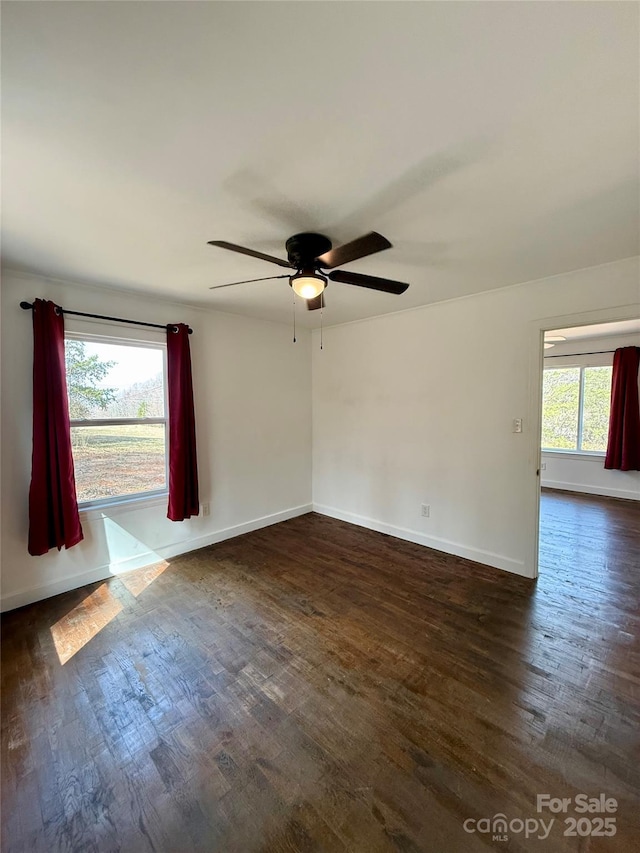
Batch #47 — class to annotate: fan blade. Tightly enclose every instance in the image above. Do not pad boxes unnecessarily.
[306,293,326,311]
[316,232,391,269]
[207,240,291,268]
[328,269,409,294]
[209,274,289,290]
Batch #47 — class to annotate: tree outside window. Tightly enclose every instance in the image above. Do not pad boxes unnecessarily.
[65,337,167,505]
[541,365,612,453]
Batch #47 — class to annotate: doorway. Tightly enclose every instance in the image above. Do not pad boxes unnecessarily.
[530,316,640,579]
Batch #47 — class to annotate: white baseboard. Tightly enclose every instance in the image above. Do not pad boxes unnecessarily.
[0,504,313,612]
[1,564,124,615]
[156,503,313,560]
[312,503,530,578]
[541,480,639,501]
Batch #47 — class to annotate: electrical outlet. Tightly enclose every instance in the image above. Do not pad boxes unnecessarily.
[421,504,430,518]
[513,418,523,433]
[540,462,546,471]
[201,502,210,517]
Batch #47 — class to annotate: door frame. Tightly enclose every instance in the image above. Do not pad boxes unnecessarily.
[525,303,640,579]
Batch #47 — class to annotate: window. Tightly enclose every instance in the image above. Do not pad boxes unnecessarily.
[65,335,168,506]
[541,365,612,453]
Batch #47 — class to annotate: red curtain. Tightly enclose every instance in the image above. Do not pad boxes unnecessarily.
[604,346,640,471]
[28,300,84,555]
[166,324,199,520]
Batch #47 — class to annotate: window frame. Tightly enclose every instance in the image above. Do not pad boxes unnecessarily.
[541,360,612,457]
[65,331,170,510]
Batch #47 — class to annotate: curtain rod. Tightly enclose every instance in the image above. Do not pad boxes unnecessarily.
[20,301,193,334]
[544,349,617,358]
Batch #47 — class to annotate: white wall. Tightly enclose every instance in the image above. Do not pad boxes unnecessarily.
[541,332,640,500]
[541,454,639,500]
[312,257,640,578]
[1,270,312,610]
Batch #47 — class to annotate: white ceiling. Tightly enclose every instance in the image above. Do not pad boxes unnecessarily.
[2,2,639,328]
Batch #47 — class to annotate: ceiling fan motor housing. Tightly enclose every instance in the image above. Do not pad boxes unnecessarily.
[285,233,332,269]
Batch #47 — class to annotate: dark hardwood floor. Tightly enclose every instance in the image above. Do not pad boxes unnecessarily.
[2,492,639,852]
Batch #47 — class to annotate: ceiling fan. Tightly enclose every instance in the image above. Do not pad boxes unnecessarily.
[208,231,409,310]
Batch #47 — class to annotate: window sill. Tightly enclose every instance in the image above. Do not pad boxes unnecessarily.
[79,493,168,521]
[541,450,606,460]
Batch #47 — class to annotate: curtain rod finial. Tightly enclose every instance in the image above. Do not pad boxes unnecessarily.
[20,301,33,310]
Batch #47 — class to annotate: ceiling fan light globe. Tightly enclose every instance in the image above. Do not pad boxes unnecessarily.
[290,273,326,300]
[299,281,323,299]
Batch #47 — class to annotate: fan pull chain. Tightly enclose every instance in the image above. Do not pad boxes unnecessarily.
[292,290,296,343]
[320,294,323,350]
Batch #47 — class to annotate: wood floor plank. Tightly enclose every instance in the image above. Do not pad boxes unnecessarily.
[2,491,639,851]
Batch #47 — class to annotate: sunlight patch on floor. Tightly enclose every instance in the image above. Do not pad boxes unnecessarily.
[118,560,169,597]
[50,584,123,665]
